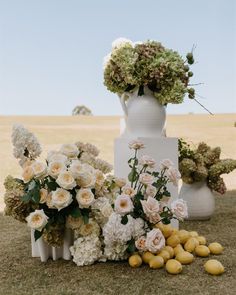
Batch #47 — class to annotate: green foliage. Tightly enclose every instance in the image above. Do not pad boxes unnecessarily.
[22,179,41,204]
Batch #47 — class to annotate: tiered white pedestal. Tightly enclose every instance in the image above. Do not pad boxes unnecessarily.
[114,136,179,228]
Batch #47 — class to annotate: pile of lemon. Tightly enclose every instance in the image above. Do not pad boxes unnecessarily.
[128,224,224,275]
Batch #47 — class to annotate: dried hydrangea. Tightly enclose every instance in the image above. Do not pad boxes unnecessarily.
[4,176,37,222]
[42,224,65,247]
[104,39,194,104]
[179,139,236,194]
[12,124,42,167]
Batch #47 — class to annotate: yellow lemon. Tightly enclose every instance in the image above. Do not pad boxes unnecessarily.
[184,237,199,253]
[172,228,178,235]
[161,224,174,238]
[163,246,175,258]
[177,230,191,244]
[157,250,170,263]
[149,256,164,269]
[208,242,224,255]
[189,231,198,238]
[155,222,164,231]
[142,251,154,264]
[165,259,182,274]
[128,254,142,268]
[167,234,180,248]
[195,245,210,257]
[204,259,225,275]
[174,244,185,256]
[176,251,194,264]
[196,236,207,245]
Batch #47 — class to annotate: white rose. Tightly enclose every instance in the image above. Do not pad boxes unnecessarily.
[129,140,145,150]
[121,185,136,197]
[39,188,48,204]
[26,209,49,232]
[145,228,165,254]
[115,177,127,188]
[76,188,95,208]
[48,161,67,179]
[145,185,157,198]
[141,196,161,224]
[22,165,34,183]
[139,173,154,186]
[166,167,181,186]
[47,151,68,164]
[31,161,47,178]
[135,236,147,252]
[160,159,174,170]
[69,160,84,179]
[77,171,96,188]
[51,188,73,211]
[112,37,133,50]
[56,171,77,190]
[114,194,134,215]
[140,155,156,168]
[60,144,79,158]
[171,199,188,220]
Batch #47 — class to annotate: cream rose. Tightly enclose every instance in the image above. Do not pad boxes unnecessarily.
[47,151,68,164]
[160,159,174,170]
[76,188,95,208]
[60,144,79,158]
[48,161,67,179]
[145,228,165,254]
[145,185,157,198]
[140,155,156,168]
[139,173,154,186]
[135,236,147,252]
[121,185,136,197]
[69,160,84,179]
[22,165,34,183]
[141,196,161,224]
[39,188,48,204]
[100,203,113,218]
[56,171,77,190]
[171,199,188,220]
[114,194,134,215]
[51,188,73,211]
[31,161,47,178]
[115,177,127,188]
[77,171,96,188]
[129,140,145,150]
[26,209,49,232]
[166,167,181,186]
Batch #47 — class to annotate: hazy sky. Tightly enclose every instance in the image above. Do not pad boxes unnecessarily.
[0,0,235,115]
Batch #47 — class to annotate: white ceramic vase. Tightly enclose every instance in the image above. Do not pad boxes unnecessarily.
[119,87,166,138]
[31,228,73,262]
[179,182,215,220]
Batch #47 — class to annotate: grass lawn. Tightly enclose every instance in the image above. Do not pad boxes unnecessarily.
[0,191,235,295]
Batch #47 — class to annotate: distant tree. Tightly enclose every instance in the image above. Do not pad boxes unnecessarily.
[72,105,92,116]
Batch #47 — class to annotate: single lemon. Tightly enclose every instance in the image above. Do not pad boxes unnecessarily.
[129,254,142,268]
[142,251,154,264]
[177,230,191,244]
[157,250,170,263]
[161,224,174,238]
[196,236,207,245]
[163,246,175,258]
[208,242,224,255]
[167,234,180,248]
[174,244,184,256]
[189,231,198,238]
[184,237,199,253]
[195,245,210,257]
[166,259,183,274]
[176,251,194,264]
[149,256,164,269]
[204,259,225,275]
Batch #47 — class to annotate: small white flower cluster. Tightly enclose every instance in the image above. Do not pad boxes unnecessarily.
[12,124,42,167]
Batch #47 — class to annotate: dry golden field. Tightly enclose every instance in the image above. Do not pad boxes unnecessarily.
[0,114,236,210]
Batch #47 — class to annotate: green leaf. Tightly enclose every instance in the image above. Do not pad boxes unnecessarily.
[121,215,128,225]
[128,169,137,182]
[70,207,82,218]
[32,189,40,203]
[34,230,43,241]
[28,180,36,191]
[21,193,32,203]
[127,239,136,253]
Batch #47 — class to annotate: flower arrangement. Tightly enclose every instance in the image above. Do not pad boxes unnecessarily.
[178,139,236,194]
[103,38,195,105]
[4,124,113,248]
